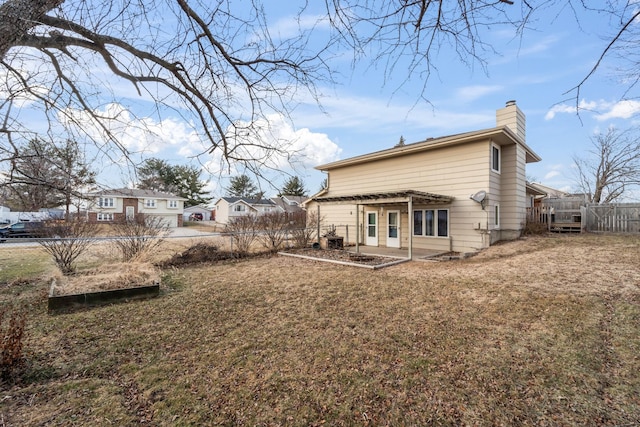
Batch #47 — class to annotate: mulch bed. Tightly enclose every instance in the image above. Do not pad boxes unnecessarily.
[282,248,397,267]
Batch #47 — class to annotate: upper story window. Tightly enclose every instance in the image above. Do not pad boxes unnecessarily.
[491,143,501,173]
[168,200,178,209]
[98,197,114,208]
[144,199,157,208]
[233,204,245,212]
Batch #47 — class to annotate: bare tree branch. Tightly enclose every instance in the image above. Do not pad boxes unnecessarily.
[573,127,640,203]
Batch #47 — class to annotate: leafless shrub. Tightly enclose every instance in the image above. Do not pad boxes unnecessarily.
[522,221,548,236]
[224,215,259,255]
[38,218,100,275]
[289,210,320,249]
[111,214,171,261]
[257,212,290,252]
[0,305,26,383]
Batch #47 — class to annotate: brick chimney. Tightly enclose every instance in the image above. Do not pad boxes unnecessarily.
[496,100,526,142]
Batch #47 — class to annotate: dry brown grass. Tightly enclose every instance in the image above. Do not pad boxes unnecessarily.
[1,233,639,425]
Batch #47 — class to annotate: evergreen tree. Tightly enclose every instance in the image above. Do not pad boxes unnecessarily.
[279,176,307,197]
[137,158,211,207]
[226,175,259,198]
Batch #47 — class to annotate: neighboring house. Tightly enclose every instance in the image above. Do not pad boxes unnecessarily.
[214,197,278,224]
[271,195,307,216]
[307,101,542,256]
[527,182,570,200]
[88,188,186,228]
[183,204,213,222]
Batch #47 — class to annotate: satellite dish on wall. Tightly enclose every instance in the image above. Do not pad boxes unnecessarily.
[470,190,487,209]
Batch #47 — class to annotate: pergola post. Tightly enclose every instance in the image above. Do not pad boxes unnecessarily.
[355,203,360,253]
[408,196,413,260]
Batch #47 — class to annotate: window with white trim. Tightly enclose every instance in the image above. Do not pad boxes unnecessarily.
[168,200,178,209]
[491,143,501,173]
[144,199,157,208]
[494,204,500,228]
[413,209,449,237]
[98,197,114,208]
[97,212,114,221]
[233,204,245,212]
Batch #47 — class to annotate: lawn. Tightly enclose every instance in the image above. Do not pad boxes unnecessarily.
[1,234,639,425]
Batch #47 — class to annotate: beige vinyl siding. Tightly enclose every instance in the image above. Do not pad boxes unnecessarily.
[314,203,358,245]
[328,142,490,197]
[499,144,527,239]
[215,199,231,224]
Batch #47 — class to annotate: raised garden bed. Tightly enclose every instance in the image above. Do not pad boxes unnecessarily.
[48,283,160,313]
[48,262,161,313]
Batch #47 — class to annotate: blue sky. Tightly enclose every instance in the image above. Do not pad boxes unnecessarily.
[6,2,639,200]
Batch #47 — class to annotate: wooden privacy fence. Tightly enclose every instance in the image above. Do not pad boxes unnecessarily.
[527,197,584,232]
[583,203,640,233]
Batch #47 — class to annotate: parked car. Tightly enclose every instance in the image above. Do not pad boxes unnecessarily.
[0,221,46,242]
[189,213,204,221]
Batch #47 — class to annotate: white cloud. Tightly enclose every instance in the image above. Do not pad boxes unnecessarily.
[545,99,640,121]
[0,56,51,109]
[59,103,207,156]
[545,99,600,120]
[594,100,640,121]
[231,114,340,168]
[544,170,560,180]
[199,113,341,180]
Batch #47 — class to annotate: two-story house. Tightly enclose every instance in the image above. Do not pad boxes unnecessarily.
[214,197,278,224]
[88,188,187,228]
[307,101,542,256]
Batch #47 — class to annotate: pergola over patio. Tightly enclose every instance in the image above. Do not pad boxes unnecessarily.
[312,190,454,259]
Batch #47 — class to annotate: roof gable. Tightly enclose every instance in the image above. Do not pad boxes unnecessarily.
[92,188,187,200]
[220,197,276,206]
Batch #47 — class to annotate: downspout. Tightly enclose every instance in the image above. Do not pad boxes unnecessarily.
[316,205,321,245]
[408,196,413,260]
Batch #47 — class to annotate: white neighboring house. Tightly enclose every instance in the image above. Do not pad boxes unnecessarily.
[214,197,278,224]
[88,188,187,228]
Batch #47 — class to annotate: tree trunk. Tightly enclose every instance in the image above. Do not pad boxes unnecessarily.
[0,0,63,59]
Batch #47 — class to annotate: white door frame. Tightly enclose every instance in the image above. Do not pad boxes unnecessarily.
[387,210,400,248]
[125,206,135,220]
[365,211,378,246]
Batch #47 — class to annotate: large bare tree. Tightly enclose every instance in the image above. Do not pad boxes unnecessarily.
[573,127,640,203]
[0,0,333,176]
[1,0,638,176]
